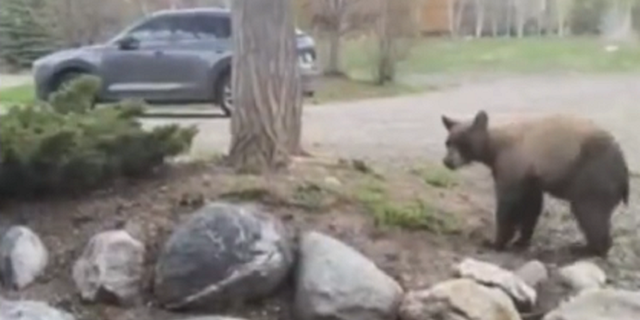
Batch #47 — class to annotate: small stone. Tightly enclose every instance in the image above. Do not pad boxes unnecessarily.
[515,260,549,289]
[72,230,145,306]
[399,278,521,320]
[558,261,606,293]
[294,231,403,320]
[324,176,342,186]
[0,226,48,290]
[543,288,640,320]
[454,258,536,310]
[0,299,75,320]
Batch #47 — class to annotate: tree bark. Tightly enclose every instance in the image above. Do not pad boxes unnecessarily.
[228,0,303,173]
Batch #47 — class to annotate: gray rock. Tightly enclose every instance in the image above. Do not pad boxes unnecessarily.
[0,299,75,320]
[516,260,549,289]
[454,258,536,310]
[399,279,521,320]
[543,288,640,320]
[0,226,48,290]
[558,261,606,293]
[294,231,403,320]
[72,230,145,306]
[154,202,293,310]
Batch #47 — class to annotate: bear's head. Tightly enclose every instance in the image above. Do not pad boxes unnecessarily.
[441,110,489,170]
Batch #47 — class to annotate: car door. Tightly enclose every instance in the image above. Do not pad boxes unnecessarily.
[150,14,227,102]
[101,15,201,102]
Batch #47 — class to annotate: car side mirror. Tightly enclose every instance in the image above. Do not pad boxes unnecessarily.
[117,36,139,50]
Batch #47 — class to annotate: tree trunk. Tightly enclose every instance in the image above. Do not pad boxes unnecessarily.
[454,0,467,37]
[491,1,499,37]
[506,0,514,37]
[515,0,525,37]
[376,0,395,84]
[474,0,485,37]
[228,0,303,173]
[325,27,342,76]
[556,0,564,36]
[448,0,457,36]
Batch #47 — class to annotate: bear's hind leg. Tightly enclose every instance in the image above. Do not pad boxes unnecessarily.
[513,186,544,250]
[570,199,616,257]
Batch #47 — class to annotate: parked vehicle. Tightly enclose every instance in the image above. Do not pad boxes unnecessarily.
[32,7,320,116]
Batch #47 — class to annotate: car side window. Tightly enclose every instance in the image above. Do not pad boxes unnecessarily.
[127,16,173,43]
[192,14,231,40]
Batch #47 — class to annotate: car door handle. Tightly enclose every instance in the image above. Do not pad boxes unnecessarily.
[154,51,164,57]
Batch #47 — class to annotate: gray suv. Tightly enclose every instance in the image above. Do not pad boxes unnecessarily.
[32,7,320,116]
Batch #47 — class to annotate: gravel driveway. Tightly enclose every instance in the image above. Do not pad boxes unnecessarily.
[142,73,640,171]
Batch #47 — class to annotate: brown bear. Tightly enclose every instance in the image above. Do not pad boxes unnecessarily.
[440,110,629,257]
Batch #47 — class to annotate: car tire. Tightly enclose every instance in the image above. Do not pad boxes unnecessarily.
[215,71,233,117]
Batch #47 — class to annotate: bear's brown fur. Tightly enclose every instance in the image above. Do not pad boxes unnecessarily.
[441,110,629,257]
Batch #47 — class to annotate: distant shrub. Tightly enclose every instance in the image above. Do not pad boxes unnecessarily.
[0,75,198,197]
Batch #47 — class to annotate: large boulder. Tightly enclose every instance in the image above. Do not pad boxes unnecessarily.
[543,288,640,320]
[154,202,294,311]
[0,299,75,320]
[399,278,521,320]
[454,258,536,310]
[558,261,606,293]
[72,230,145,306]
[0,226,48,290]
[294,231,403,320]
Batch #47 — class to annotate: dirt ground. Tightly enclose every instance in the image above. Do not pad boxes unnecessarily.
[1,73,640,320]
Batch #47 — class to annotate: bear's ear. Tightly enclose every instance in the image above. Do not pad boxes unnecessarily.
[472,110,488,130]
[442,115,458,131]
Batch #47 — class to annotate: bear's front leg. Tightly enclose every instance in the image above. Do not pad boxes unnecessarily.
[493,197,520,250]
[491,178,525,251]
[512,186,544,250]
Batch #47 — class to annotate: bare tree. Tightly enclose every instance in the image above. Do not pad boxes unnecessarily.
[306,0,376,76]
[374,0,419,84]
[227,0,303,173]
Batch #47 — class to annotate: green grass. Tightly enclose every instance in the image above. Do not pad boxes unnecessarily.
[354,181,458,234]
[310,77,423,104]
[341,36,640,76]
[0,84,36,107]
[410,166,459,189]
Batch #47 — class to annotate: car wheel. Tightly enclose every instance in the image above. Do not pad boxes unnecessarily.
[216,72,233,117]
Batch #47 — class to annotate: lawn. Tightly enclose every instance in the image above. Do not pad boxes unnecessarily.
[340,36,640,77]
[0,84,35,106]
